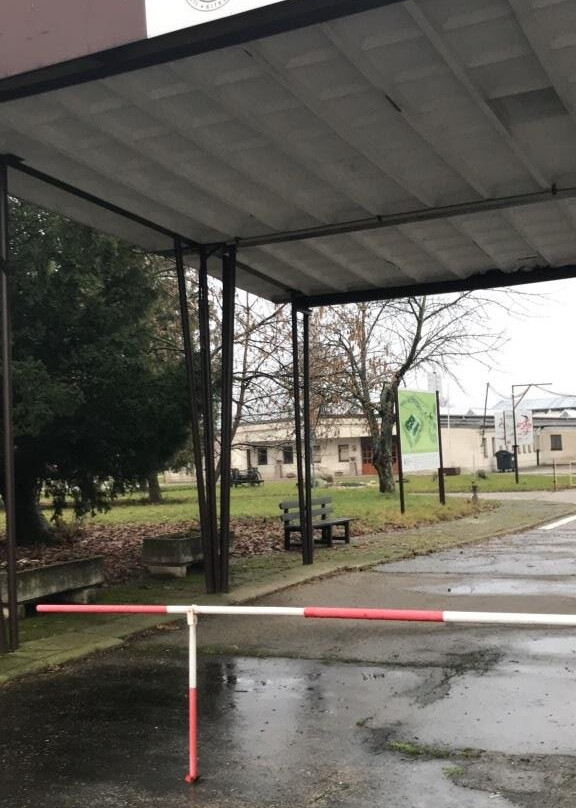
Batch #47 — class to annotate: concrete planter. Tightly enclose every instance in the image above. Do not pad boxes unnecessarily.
[142,531,203,578]
[142,531,235,577]
[1,556,105,612]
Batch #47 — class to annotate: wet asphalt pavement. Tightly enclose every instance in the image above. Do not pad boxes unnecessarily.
[3,518,576,806]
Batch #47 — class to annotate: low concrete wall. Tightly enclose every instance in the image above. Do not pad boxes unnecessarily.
[142,531,202,577]
[0,556,104,604]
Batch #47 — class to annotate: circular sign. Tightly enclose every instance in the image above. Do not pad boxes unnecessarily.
[186,0,231,10]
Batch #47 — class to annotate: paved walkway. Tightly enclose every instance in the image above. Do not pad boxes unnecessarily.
[2,498,576,686]
[3,511,576,806]
[450,488,576,503]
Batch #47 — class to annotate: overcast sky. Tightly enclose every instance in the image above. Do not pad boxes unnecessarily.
[416,278,576,414]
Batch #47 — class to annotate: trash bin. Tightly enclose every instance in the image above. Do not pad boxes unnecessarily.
[495,449,514,472]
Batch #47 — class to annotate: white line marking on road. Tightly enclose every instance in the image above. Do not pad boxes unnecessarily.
[540,514,576,531]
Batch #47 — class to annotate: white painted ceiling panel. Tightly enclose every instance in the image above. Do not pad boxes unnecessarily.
[2,0,576,302]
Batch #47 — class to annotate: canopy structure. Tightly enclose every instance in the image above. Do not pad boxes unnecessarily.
[2,0,576,646]
[2,0,576,305]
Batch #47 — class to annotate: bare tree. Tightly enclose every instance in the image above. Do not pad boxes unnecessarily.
[312,293,507,493]
[205,288,292,475]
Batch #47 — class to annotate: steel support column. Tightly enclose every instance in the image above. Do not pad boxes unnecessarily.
[219,246,236,593]
[291,304,308,565]
[198,248,219,593]
[0,159,18,650]
[174,237,214,594]
[301,309,314,565]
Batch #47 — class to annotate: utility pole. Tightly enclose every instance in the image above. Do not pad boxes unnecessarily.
[511,382,551,484]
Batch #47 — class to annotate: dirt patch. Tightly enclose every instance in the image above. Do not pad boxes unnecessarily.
[0,518,286,584]
[361,730,576,807]
[448,753,576,807]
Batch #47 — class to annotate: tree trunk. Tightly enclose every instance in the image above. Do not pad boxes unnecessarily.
[373,432,396,493]
[372,385,397,494]
[147,472,163,504]
[13,475,54,545]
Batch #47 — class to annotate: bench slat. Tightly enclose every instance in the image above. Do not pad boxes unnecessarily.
[282,508,333,523]
[286,518,351,530]
[279,497,332,510]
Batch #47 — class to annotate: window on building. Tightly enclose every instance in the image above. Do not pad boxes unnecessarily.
[338,444,350,462]
[282,446,294,465]
[551,434,563,451]
[257,447,268,466]
[313,444,321,462]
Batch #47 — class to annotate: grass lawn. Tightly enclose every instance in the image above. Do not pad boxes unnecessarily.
[86,468,573,532]
[15,469,570,537]
[402,471,573,493]
[90,479,485,533]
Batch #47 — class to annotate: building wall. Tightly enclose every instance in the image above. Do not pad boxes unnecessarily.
[537,427,576,465]
[232,417,541,477]
[443,427,536,472]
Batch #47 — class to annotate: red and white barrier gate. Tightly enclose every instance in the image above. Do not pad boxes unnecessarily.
[37,603,576,783]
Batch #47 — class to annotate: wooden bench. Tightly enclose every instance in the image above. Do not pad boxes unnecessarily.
[230,467,263,487]
[279,497,353,550]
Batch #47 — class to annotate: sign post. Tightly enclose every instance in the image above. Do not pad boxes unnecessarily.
[435,390,446,506]
[394,388,406,514]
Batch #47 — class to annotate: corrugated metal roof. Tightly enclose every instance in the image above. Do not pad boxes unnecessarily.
[493,395,576,411]
[2,0,576,303]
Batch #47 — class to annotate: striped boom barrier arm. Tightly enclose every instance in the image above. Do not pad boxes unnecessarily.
[36,602,576,782]
[37,604,576,626]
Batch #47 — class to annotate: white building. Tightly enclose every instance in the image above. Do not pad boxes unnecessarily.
[231,412,576,479]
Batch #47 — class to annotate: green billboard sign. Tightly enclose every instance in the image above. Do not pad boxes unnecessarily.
[397,390,439,471]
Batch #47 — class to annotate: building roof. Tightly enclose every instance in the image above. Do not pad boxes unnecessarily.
[493,395,576,411]
[2,0,576,305]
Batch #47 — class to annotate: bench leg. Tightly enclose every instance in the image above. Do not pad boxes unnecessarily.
[322,526,333,547]
[344,523,350,544]
[284,530,292,551]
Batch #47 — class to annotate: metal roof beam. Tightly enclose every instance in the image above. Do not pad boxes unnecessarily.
[7,155,197,244]
[295,263,576,308]
[209,184,576,250]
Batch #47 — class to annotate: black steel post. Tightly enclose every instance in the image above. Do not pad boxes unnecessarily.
[394,389,406,515]
[198,248,220,593]
[0,159,18,650]
[302,309,314,565]
[291,303,307,563]
[174,237,214,594]
[219,246,236,593]
[436,391,446,506]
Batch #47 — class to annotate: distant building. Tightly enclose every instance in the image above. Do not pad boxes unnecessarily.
[231,411,576,478]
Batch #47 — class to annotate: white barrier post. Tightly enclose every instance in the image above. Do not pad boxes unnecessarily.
[185,609,198,784]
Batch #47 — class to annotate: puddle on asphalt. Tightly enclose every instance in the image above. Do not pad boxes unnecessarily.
[0,653,514,808]
[3,651,576,807]
[508,634,576,657]
[415,578,576,597]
